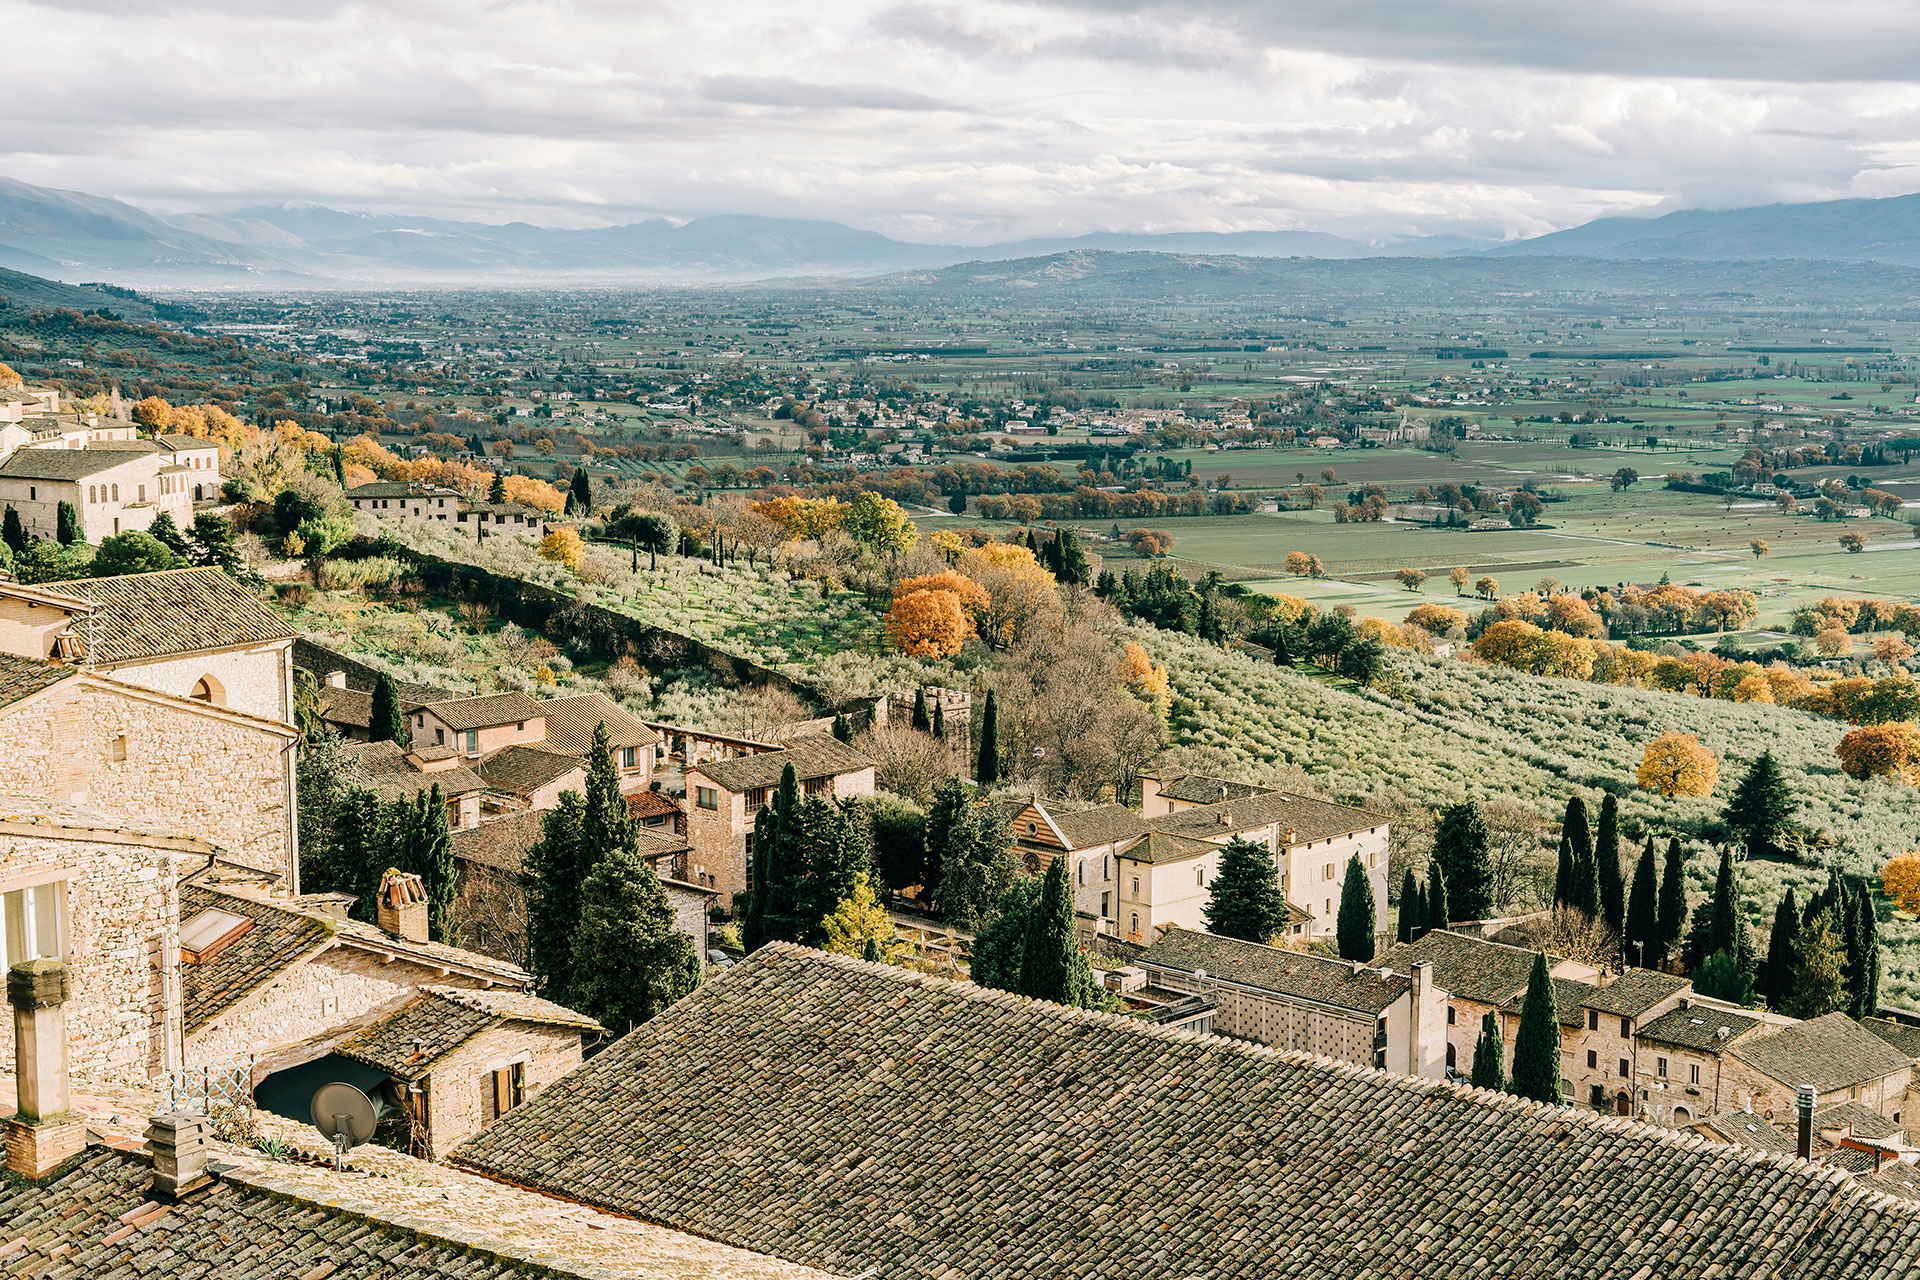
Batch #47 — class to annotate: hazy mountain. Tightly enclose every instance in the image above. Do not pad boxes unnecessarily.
[0,264,160,319]
[0,177,302,283]
[1494,193,1920,265]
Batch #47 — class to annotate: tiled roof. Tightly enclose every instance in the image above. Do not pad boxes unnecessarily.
[1698,1109,1797,1155]
[1048,803,1148,849]
[330,914,531,985]
[629,790,681,822]
[0,787,199,843]
[1637,1003,1765,1053]
[1581,967,1690,1019]
[347,480,460,498]
[453,943,1920,1280]
[1137,926,1409,1015]
[423,689,545,731]
[156,432,219,450]
[477,745,585,796]
[48,567,296,663]
[318,685,374,727]
[691,735,873,793]
[1145,790,1385,844]
[1816,1101,1905,1141]
[1113,829,1218,864]
[452,810,548,874]
[0,444,151,479]
[179,882,333,1033]
[343,738,490,799]
[1155,772,1274,806]
[1732,1012,1915,1094]
[0,650,72,707]
[1859,1016,1920,1061]
[1374,929,1544,1006]
[337,986,599,1081]
[538,692,661,754]
[1860,1159,1920,1203]
[1502,975,1601,1029]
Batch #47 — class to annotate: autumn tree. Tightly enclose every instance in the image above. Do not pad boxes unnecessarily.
[1637,731,1718,797]
[843,492,917,559]
[1395,567,1427,591]
[538,527,587,572]
[1836,723,1920,783]
[1449,566,1470,595]
[1883,851,1920,915]
[821,873,904,962]
[886,588,969,659]
[1750,538,1769,559]
[1475,575,1499,600]
[1841,532,1868,553]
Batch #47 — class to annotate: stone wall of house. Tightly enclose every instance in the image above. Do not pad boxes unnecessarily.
[1636,1044,1736,1126]
[1718,1053,1911,1123]
[102,641,293,727]
[686,787,748,902]
[666,883,709,958]
[0,458,191,544]
[423,1020,586,1160]
[186,944,504,1072]
[0,829,179,1081]
[0,678,294,880]
[1280,825,1389,939]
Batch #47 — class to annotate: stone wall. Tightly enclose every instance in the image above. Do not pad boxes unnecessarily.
[0,827,182,1081]
[102,641,294,727]
[0,677,296,881]
[1145,966,1384,1066]
[423,1021,586,1160]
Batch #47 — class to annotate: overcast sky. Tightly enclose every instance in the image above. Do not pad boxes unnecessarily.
[8,0,1920,244]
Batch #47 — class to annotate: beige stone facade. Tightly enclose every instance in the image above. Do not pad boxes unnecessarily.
[95,642,294,726]
[685,761,876,902]
[418,1020,585,1160]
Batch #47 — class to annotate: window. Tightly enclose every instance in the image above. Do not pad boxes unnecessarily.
[1195,867,1204,887]
[1131,876,1140,895]
[111,484,118,501]
[1620,1058,1630,1078]
[1325,898,1331,915]
[1103,855,1110,879]
[1077,862,1084,887]
[1587,1050,1597,1069]
[621,747,636,769]
[190,677,217,704]
[1445,1043,1456,1070]
[1130,912,1138,935]
[1026,821,1037,835]
[696,786,717,810]
[2,881,63,966]
[1621,1018,1631,1037]
[465,729,478,752]
[1446,1006,1455,1025]
[1587,1010,1598,1031]
[1689,1064,1700,1085]
[1101,891,1110,917]
[746,787,770,810]
[479,1062,525,1125]
[803,776,829,797]
[436,728,446,745]
[87,485,95,503]
[106,734,126,762]
[137,484,145,501]
[1323,862,1334,881]
[179,906,252,963]
[1656,1057,1668,1078]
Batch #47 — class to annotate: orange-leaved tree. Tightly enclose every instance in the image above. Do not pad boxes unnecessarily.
[1636,731,1718,796]
[1836,723,1920,783]
[537,527,586,573]
[885,587,969,659]
[1882,851,1920,916]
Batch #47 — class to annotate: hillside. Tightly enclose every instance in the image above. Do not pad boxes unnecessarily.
[1497,192,1920,266]
[0,265,159,321]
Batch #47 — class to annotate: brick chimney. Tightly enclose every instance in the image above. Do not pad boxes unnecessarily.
[146,1112,211,1198]
[5,960,86,1178]
[376,868,430,943]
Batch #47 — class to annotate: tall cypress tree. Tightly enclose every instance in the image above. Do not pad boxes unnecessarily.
[1016,857,1106,1008]
[523,791,587,995]
[932,698,946,740]
[1656,836,1687,970]
[1397,867,1424,943]
[1855,885,1882,1019]
[369,672,407,745]
[1470,1011,1505,1091]
[1724,751,1794,860]
[1759,887,1799,1011]
[1426,861,1450,933]
[1553,835,1574,913]
[2,505,24,555]
[1337,855,1376,962]
[1595,793,1625,942]
[1784,909,1848,1020]
[54,501,80,546]
[578,722,638,879]
[744,765,802,947]
[1842,881,1866,1014]
[1203,837,1287,944]
[1704,844,1741,961]
[407,783,456,944]
[569,467,592,514]
[1624,836,1659,969]
[911,688,931,732]
[1432,802,1492,921]
[332,787,386,924]
[975,689,1001,785]
[1560,797,1598,919]
[489,471,507,503]
[1509,952,1563,1104]
[572,843,702,1034]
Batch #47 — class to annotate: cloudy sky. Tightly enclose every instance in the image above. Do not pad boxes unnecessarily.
[8,0,1920,244]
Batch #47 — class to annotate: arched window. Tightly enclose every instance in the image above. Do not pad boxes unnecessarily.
[1445,1043,1457,1071]
[111,484,119,501]
[189,674,225,706]
[1672,1106,1691,1124]
[87,485,95,503]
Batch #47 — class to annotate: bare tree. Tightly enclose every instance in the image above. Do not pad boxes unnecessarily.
[857,722,958,806]
[1481,796,1550,914]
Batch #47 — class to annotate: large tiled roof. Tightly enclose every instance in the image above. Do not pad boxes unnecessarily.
[343,738,490,800]
[1048,803,1148,849]
[1113,829,1218,864]
[0,650,72,707]
[179,882,333,1033]
[1154,772,1274,806]
[0,444,152,479]
[453,944,1920,1280]
[1732,1012,1915,1094]
[1374,929,1544,1006]
[1816,1101,1905,1141]
[1699,1109,1797,1155]
[477,744,585,796]
[1581,967,1691,1019]
[48,567,296,663]
[1859,1016,1920,1061]
[423,689,545,731]
[691,735,873,793]
[156,432,219,451]
[0,787,201,843]
[1137,926,1409,1015]
[538,692,661,754]
[1501,975,1601,1029]
[1637,1003,1765,1053]
[337,986,600,1081]
[452,809,547,874]
[1145,790,1385,844]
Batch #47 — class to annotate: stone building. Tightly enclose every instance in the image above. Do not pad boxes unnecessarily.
[1003,799,1143,924]
[683,736,875,901]
[1374,929,1598,1080]
[346,480,463,522]
[1722,1012,1915,1123]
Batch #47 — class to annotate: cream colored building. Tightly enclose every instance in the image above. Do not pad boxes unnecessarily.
[346,480,463,522]
[0,441,195,543]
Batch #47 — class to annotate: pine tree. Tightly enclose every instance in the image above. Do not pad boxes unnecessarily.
[146,509,189,557]
[968,877,1041,994]
[1426,861,1450,933]
[1724,750,1794,860]
[2,505,24,555]
[1595,793,1625,941]
[1203,837,1287,944]
[54,501,79,547]
[523,792,586,996]
[1656,836,1687,969]
[572,843,702,1034]
[1624,836,1659,969]
[1337,855,1376,961]
[975,689,1001,786]
[831,712,852,744]
[1470,1011,1505,1091]
[1016,857,1107,1008]
[489,471,507,503]
[188,513,243,575]
[926,782,1019,929]
[1759,887,1798,1010]
[1509,952,1563,1104]
[1397,868,1424,943]
[910,688,931,732]
[1431,802,1492,921]
[369,672,407,745]
[1783,909,1848,1020]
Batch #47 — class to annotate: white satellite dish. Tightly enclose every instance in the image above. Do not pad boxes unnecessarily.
[310,1082,379,1167]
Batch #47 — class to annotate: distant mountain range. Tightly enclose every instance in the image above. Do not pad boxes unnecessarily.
[9,173,1920,289]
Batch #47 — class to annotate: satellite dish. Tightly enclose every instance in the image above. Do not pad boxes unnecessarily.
[311,1082,379,1166]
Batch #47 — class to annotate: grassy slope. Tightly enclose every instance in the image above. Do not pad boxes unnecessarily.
[0,266,158,320]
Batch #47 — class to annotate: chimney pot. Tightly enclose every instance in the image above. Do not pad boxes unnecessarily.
[5,960,85,1178]
[1796,1084,1816,1161]
[146,1112,211,1198]
[376,868,430,944]
[325,669,348,689]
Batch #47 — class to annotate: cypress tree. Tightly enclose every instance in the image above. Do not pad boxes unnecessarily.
[1426,861,1450,933]
[1704,844,1741,961]
[1759,887,1798,1010]
[569,466,592,513]
[932,698,946,740]
[968,877,1040,994]
[744,765,803,947]
[1624,836,1659,968]
[54,501,79,547]
[1855,886,1882,1019]
[1203,836,1287,944]
[489,471,507,503]
[1783,909,1848,1020]
[1397,868,1424,943]
[1656,836,1687,969]
[1470,1011,1505,1091]
[407,783,457,944]
[332,788,386,923]
[572,843,702,1034]
[146,509,189,557]
[1337,855,1376,962]
[578,722,638,883]
[523,791,587,995]
[333,447,348,487]
[975,689,1000,785]
[1509,952,1563,1104]
[1560,797,1597,918]
[911,687,931,732]
[1431,802,1491,921]
[1724,750,1794,860]
[369,672,407,745]
[1016,857,1106,1008]
[1553,835,1574,913]
[1595,793,1625,941]
[831,712,852,743]
[2,505,24,555]
[742,805,775,951]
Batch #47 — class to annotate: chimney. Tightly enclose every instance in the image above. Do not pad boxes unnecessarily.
[1284,827,1296,847]
[5,960,86,1178]
[376,868,430,943]
[1796,1084,1816,1160]
[1411,960,1434,1079]
[325,669,348,689]
[146,1112,211,1198]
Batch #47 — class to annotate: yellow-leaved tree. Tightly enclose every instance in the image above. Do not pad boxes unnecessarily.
[1119,641,1172,718]
[885,587,968,659]
[1883,852,1920,916]
[538,527,586,573]
[821,874,905,961]
[1836,723,1920,783]
[1636,731,1718,797]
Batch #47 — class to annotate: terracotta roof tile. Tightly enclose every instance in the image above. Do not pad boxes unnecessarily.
[178,882,333,1032]
[48,567,296,663]
[1138,926,1409,1015]
[1732,1012,1914,1094]
[0,652,73,707]
[690,735,872,793]
[476,745,585,796]
[337,986,600,1081]
[537,693,661,754]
